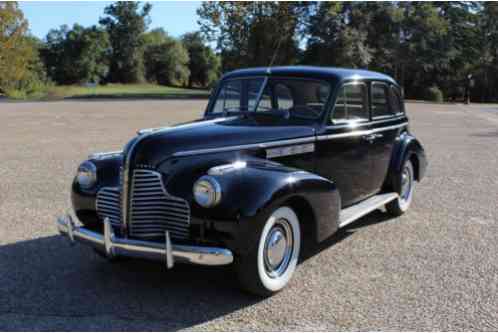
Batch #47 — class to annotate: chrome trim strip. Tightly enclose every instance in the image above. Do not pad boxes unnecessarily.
[88,151,123,160]
[208,161,247,176]
[137,127,170,135]
[327,115,406,129]
[173,122,407,157]
[317,122,408,141]
[57,215,233,267]
[173,136,316,157]
[339,193,399,228]
[266,143,315,159]
[372,115,395,121]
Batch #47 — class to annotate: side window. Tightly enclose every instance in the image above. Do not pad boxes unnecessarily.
[371,82,392,118]
[212,80,242,113]
[331,83,368,123]
[389,86,404,114]
[249,79,267,111]
[255,83,272,112]
[274,83,293,110]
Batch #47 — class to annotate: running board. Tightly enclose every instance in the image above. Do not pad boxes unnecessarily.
[339,193,398,228]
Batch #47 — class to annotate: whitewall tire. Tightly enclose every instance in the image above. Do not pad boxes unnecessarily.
[236,206,301,296]
[386,159,415,216]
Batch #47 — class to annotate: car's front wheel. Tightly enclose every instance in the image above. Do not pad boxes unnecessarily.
[386,159,415,216]
[236,206,301,296]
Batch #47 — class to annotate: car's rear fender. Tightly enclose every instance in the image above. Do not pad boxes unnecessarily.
[385,131,427,190]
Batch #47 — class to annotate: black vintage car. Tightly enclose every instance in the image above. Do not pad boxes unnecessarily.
[57,66,427,295]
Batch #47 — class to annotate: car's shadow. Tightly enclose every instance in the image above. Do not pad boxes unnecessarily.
[0,210,393,331]
[301,209,393,262]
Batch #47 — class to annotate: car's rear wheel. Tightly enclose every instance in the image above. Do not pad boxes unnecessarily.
[235,206,301,296]
[386,159,414,216]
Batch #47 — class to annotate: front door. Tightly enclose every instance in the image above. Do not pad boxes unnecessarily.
[315,81,375,207]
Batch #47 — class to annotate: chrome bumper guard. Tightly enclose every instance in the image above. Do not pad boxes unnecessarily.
[56,215,233,268]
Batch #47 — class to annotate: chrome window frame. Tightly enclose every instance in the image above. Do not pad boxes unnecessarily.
[389,84,405,116]
[209,76,269,115]
[329,81,370,126]
[371,81,396,120]
[207,76,267,115]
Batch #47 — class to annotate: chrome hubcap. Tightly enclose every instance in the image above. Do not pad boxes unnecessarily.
[264,219,293,278]
[400,166,413,202]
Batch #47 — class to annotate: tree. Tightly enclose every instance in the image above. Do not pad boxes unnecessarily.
[397,3,451,98]
[473,2,498,102]
[352,3,404,76]
[99,1,152,83]
[303,2,374,68]
[198,2,307,71]
[303,2,467,100]
[143,28,190,86]
[181,31,220,88]
[0,1,46,94]
[41,24,110,84]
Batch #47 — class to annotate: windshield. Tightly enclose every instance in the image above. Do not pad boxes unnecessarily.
[209,77,332,120]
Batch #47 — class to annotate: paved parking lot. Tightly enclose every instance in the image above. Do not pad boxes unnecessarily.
[0,99,497,330]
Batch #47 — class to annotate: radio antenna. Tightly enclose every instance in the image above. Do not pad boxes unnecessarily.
[268,34,284,70]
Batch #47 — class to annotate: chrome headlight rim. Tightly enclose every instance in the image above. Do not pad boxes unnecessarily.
[76,160,97,190]
[193,175,222,208]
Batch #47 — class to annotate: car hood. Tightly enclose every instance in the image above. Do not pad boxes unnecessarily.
[125,116,316,167]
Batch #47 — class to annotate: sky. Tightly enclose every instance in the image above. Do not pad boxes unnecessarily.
[19,1,202,40]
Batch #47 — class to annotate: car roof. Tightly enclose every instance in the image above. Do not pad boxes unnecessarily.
[222,66,397,84]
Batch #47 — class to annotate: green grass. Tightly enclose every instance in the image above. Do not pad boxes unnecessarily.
[46,84,209,100]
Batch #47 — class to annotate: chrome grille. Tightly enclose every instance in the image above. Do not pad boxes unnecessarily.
[96,187,122,228]
[129,169,190,239]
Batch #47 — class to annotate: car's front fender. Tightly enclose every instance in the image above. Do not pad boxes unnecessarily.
[193,161,341,254]
[71,155,122,227]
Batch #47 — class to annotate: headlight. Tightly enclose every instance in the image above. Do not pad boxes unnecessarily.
[76,161,97,189]
[193,176,221,208]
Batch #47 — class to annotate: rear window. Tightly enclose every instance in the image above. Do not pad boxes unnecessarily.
[371,82,392,118]
[389,86,404,114]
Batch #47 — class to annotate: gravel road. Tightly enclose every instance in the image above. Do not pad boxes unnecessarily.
[0,100,497,331]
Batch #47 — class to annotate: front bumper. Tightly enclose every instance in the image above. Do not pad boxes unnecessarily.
[56,215,234,268]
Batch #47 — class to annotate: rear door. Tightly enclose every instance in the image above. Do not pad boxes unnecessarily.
[368,82,408,192]
[315,81,374,207]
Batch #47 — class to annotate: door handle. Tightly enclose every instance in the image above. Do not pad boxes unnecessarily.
[362,133,383,142]
[362,134,377,142]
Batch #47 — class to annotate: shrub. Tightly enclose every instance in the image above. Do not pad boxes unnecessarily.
[4,89,27,99]
[425,86,444,103]
[143,29,190,87]
[4,77,53,100]
[5,84,49,100]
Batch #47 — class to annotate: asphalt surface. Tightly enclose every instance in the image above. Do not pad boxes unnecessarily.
[0,100,497,331]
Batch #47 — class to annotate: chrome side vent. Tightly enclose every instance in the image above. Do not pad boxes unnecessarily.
[129,169,190,240]
[96,187,122,228]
